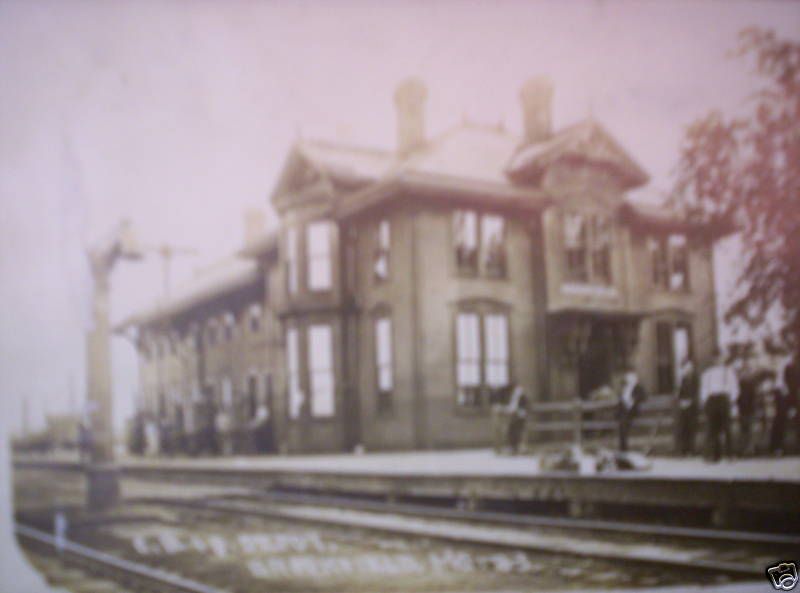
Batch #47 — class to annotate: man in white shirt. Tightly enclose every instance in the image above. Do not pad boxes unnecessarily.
[700,349,739,462]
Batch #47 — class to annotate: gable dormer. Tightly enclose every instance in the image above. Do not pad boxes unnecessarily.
[270,146,335,216]
[506,119,649,198]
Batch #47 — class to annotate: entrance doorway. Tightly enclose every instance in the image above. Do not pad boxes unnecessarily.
[577,321,613,399]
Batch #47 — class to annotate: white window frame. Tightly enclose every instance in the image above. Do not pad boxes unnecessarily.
[286,227,298,294]
[308,324,335,417]
[375,316,393,393]
[307,221,332,291]
[286,327,302,418]
[374,219,390,281]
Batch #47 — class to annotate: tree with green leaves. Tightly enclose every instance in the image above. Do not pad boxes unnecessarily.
[672,28,800,357]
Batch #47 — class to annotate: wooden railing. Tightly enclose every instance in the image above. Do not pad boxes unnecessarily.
[525,394,676,451]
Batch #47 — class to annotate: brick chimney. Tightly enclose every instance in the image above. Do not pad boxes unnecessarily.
[394,78,427,155]
[243,208,265,247]
[520,76,553,144]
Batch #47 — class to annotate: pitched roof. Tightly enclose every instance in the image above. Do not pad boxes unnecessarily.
[116,256,261,330]
[506,119,649,189]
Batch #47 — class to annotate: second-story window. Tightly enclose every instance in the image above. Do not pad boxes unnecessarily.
[206,320,218,347]
[286,227,298,294]
[454,210,506,277]
[374,219,390,282]
[591,216,613,285]
[564,212,613,285]
[248,304,262,333]
[564,213,588,282]
[649,233,690,292]
[374,316,393,413]
[454,210,479,275]
[482,215,506,278]
[307,221,332,291]
[223,312,235,342]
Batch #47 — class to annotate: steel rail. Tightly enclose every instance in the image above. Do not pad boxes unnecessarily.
[15,523,229,593]
[145,496,771,579]
[250,489,800,547]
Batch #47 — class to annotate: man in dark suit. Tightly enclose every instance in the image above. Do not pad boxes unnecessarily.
[674,359,699,456]
[736,360,758,457]
[505,385,529,455]
[617,365,647,453]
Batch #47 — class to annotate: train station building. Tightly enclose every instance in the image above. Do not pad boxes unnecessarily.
[119,78,729,454]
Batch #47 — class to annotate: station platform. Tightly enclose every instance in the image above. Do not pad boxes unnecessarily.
[15,447,800,480]
[14,449,800,531]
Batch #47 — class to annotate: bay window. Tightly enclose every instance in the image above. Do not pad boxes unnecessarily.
[564,212,613,285]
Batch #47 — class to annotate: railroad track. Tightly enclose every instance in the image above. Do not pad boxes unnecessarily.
[139,493,788,580]
[252,489,800,547]
[16,523,229,593]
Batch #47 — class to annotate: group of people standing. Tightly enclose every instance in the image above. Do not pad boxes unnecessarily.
[129,397,276,457]
[489,350,799,461]
[674,351,799,461]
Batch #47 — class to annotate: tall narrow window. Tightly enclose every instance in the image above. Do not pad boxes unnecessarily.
[374,317,393,412]
[374,220,390,281]
[307,221,332,291]
[223,312,236,341]
[286,227,298,294]
[221,377,233,409]
[247,375,258,419]
[564,213,589,282]
[248,304,262,333]
[482,215,506,278]
[308,324,334,417]
[454,210,479,275]
[286,328,302,418]
[592,216,613,284]
[669,234,689,291]
[484,314,510,387]
[456,312,481,406]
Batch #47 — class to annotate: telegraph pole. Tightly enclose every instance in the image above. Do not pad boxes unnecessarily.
[85,219,142,510]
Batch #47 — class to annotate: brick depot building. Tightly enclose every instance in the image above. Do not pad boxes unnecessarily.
[120,78,728,454]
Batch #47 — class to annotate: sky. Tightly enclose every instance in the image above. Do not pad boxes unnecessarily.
[1,0,798,436]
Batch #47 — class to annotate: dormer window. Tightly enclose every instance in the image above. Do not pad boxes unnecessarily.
[453,210,507,278]
[374,220,390,282]
[307,221,332,291]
